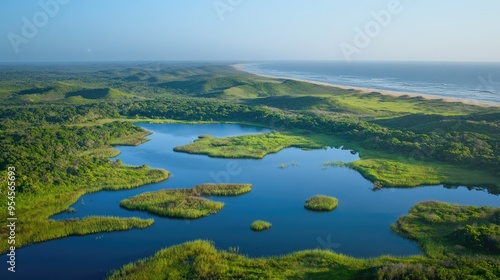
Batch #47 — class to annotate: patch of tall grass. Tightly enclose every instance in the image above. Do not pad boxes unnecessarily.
[192,183,251,196]
[250,220,272,231]
[393,201,500,257]
[109,238,498,280]
[173,132,324,159]
[0,166,168,253]
[304,195,339,211]
[120,190,224,219]
[120,184,252,219]
[108,201,500,279]
[346,158,499,192]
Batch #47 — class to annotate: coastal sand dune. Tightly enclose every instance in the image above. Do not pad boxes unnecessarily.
[233,64,500,108]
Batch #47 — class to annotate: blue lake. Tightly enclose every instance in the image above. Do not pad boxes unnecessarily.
[4,123,499,280]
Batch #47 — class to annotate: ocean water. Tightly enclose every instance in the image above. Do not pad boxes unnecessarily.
[243,61,500,104]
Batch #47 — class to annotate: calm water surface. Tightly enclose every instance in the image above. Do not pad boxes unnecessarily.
[4,123,499,280]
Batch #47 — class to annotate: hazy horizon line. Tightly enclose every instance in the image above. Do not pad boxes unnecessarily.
[1,59,500,65]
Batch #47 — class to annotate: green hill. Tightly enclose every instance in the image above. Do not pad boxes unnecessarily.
[65,88,133,100]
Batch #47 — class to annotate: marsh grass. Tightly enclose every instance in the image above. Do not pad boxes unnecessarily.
[173,132,324,159]
[193,183,251,196]
[322,161,349,169]
[393,201,500,257]
[2,215,155,252]
[349,158,500,191]
[121,190,224,219]
[0,123,169,253]
[304,195,339,211]
[107,240,374,280]
[0,166,168,253]
[108,239,499,280]
[250,220,272,231]
[120,184,252,219]
[108,202,500,280]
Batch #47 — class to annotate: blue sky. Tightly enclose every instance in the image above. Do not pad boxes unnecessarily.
[1,0,499,62]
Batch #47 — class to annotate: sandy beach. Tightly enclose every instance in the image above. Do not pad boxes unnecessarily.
[232,64,500,108]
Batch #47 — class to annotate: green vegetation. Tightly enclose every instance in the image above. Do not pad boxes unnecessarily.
[121,190,224,219]
[107,240,375,280]
[120,184,251,219]
[174,132,323,159]
[349,158,500,190]
[193,183,252,196]
[108,201,500,279]
[304,195,339,211]
[65,88,134,100]
[0,120,169,253]
[1,63,500,278]
[393,201,500,256]
[322,161,349,168]
[328,92,470,117]
[250,220,272,231]
[18,217,154,249]
[2,64,498,193]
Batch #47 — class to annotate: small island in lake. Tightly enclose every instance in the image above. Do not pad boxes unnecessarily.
[304,195,339,211]
[173,132,323,159]
[251,220,272,231]
[120,183,252,219]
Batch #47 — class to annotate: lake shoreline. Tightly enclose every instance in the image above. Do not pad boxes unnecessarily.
[232,64,500,108]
